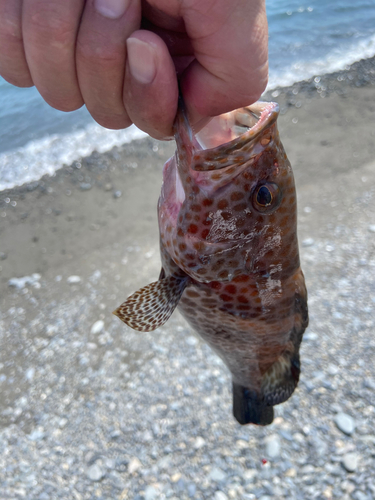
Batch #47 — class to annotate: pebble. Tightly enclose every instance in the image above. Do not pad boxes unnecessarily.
[90,320,105,335]
[304,331,318,341]
[335,413,355,435]
[67,275,81,284]
[243,469,257,481]
[186,336,198,346]
[368,224,375,233]
[113,190,122,198]
[143,485,159,500]
[186,484,195,497]
[80,183,92,191]
[313,437,328,457]
[341,480,355,493]
[285,468,297,478]
[209,467,227,482]
[363,378,375,390]
[46,324,58,337]
[28,428,45,441]
[194,436,206,449]
[264,434,281,458]
[128,457,142,474]
[342,453,358,472]
[25,367,35,381]
[302,237,315,246]
[352,492,369,500]
[214,492,229,500]
[86,463,105,482]
[327,364,339,375]
[8,273,41,289]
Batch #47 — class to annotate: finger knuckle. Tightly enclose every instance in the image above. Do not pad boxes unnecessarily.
[77,38,124,67]
[0,16,22,42]
[29,6,76,50]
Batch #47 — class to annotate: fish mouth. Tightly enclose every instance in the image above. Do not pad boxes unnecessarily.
[193,101,279,165]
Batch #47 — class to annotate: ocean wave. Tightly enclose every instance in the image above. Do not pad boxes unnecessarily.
[0,123,147,192]
[1,34,374,193]
[267,33,375,90]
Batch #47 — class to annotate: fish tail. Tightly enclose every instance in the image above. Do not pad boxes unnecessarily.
[232,383,274,426]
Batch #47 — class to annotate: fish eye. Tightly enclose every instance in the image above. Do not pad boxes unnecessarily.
[252,182,281,213]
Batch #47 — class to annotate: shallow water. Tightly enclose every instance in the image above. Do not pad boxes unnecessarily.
[0,0,374,190]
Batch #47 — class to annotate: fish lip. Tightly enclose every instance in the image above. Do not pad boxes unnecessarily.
[192,101,279,169]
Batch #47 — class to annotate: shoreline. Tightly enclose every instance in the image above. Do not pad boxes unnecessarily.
[265,54,375,100]
[1,54,375,193]
[1,54,375,288]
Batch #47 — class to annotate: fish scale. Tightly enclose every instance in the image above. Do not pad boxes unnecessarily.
[114,100,308,426]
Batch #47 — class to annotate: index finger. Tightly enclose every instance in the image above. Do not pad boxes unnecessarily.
[180,0,269,125]
[22,0,85,111]
[0,0,33,86]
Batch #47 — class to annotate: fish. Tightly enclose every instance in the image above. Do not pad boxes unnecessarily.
[114,99,308,426]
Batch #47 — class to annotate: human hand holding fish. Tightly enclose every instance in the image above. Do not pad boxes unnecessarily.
[0,0,268,138]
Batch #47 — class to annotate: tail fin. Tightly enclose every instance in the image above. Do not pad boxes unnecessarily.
[232,383,274,426]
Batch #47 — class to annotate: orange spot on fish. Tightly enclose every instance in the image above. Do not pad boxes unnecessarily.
[224,284,237,294]
[233,274,249,283]
[218,199,228,209]
[220,294,232,302]
[209,281,222,290]
[231,191,245,201]
[237,295,249,304]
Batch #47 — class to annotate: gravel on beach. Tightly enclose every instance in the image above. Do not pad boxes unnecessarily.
[0,57,375,500]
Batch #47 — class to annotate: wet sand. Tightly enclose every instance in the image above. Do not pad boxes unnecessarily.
[0,58,375,499]
[1,58,375,290]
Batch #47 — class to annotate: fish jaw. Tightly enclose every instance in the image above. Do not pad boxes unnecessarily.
[158,102,300,284]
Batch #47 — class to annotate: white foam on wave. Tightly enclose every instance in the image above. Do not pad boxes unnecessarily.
[267,33,375,90]
[0,122,147,192]
[1,33,374,193]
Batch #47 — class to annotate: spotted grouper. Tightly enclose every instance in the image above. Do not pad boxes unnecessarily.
[114,100,308,426]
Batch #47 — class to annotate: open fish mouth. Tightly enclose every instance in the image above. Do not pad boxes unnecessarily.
[193,101,279,160]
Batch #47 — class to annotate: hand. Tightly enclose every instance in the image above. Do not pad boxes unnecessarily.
[0,0,268,139]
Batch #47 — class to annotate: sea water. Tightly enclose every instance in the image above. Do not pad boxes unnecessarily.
[0,0,374,191]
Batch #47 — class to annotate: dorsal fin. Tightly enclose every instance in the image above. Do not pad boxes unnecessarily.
[113,276,188,332]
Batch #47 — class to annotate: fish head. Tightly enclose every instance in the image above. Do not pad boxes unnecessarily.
[158,101,300,284]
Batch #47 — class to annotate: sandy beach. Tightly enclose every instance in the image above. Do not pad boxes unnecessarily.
[0,57,375,499]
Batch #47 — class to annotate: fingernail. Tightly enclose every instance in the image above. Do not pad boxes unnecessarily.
[126,38,156,85]
[94,0,129,19]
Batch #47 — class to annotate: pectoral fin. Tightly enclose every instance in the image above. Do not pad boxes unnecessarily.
[113,276,188,332]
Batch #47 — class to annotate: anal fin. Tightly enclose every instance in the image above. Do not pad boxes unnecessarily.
[113,275,188,332]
